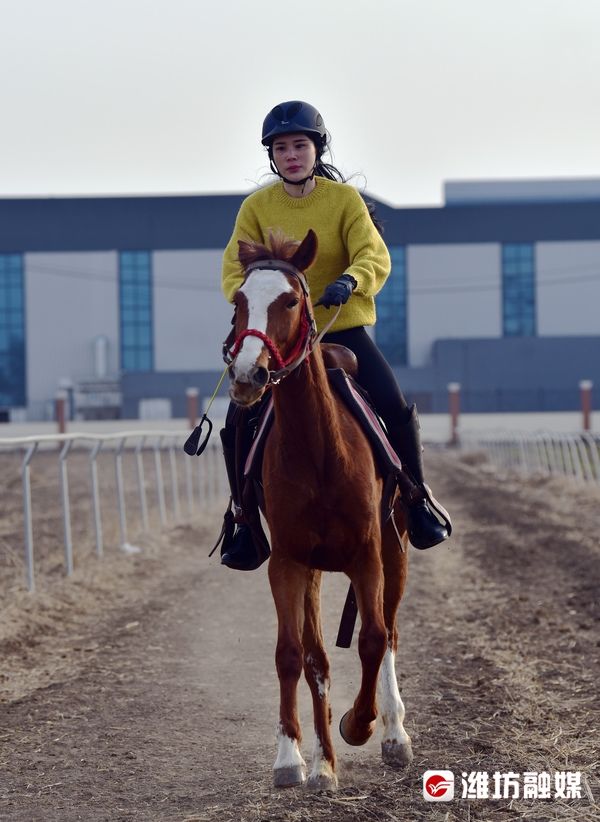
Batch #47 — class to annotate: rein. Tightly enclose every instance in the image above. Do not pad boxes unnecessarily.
[223,258,341,385]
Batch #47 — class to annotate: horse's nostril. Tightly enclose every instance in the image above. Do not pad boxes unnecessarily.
[253,366,269,387]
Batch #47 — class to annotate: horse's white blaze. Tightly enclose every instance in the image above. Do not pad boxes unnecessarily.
[274,725,306,771]
[233,270,293,381]
[378,647,410,745]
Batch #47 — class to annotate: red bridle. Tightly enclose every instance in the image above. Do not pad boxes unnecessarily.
[229,310,311,372]
[223,259,317,384]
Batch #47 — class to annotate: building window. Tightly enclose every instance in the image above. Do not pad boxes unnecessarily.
[119,251,153,372]
[502,244,536,336]
[375,245,407,365]
[0,254,26,407]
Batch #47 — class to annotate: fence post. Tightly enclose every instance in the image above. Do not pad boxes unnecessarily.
[59,440,74,575]
[168,438,181,521]
[448,382,461,445]
[580,380,593,432]
[134,436,149,532]
[89,440,104,557]
[154,437,167,527]
[582,432,600,484]
[186,387,199,429]
[55,390,68,435]
[185,449,195,517]
[21,442,39,592]
[115,437,129,548]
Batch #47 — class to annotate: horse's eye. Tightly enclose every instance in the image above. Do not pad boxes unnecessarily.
[287,298,299,309]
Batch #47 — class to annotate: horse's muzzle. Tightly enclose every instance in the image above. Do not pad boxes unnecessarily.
[229,376,267,408]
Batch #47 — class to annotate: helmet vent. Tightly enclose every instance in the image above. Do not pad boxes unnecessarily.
[286,102,302,119]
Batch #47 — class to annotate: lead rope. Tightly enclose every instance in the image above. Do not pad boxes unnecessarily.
[183,366,229,456]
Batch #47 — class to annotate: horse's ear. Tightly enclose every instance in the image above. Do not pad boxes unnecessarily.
[290,229,318,272]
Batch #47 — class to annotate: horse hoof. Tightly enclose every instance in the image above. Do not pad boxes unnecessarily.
[381,738,413,767]
[306,772,338,792]
[273,764,306,788]
[339,710,376,747]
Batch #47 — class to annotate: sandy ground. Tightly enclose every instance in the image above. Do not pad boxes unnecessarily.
[1,449,599,821]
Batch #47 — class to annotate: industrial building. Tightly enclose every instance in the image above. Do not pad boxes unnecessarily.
[1,178,599,420]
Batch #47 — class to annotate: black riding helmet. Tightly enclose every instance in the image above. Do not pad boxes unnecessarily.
[261,100,327,148]
[262,101,327,186]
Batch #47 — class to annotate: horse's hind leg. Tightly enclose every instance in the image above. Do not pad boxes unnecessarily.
[379,506,413,767]
[339,550,388,747]
[269,554,309,788]
[302,570,337,790]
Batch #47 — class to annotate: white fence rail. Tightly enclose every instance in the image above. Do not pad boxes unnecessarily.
[0,430,227,593]
[462,431,600,485]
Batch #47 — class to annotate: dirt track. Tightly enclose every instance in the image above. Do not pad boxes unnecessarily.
[1,449,599,821]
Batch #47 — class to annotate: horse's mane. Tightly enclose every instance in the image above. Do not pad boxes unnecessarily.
[238,230,300,270]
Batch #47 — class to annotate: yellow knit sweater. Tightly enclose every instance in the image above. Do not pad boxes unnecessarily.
[221,177,391,333]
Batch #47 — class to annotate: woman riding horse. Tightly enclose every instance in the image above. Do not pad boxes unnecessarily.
[219,100,450,570]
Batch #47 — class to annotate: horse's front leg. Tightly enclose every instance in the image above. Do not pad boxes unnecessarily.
[302,570,337,790]
[339,550,388,747]
[269,553,309,788]
[379,508,413,767]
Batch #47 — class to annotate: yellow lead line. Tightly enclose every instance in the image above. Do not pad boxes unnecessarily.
[204,366,229,417]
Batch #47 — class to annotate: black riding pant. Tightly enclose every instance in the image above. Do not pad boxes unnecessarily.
[321,326,410,427]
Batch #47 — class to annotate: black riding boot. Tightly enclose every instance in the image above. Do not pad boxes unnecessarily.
[388,405,452,550]
[218,423,270,571]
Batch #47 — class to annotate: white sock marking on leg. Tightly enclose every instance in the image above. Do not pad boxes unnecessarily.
[378,647,410,745]
[274,725,306,771]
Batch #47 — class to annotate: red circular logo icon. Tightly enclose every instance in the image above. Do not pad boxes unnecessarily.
[425,774,452,797]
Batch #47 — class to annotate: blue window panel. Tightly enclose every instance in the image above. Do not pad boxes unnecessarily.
[121,283,138,307]
[134,286,151,306]
[119,250,153,372]
[502,244,536,337]
[121,348,137,371]
[0,253,26,406]
[137,327,151,347]
[122,347,151,372]
[122,326,137,347]
[8,287,22,309]
[375,245,407,365]
[138,349,152,371]
[7,322,24,338]
[121,307,135,324]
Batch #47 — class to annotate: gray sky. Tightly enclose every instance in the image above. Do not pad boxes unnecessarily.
[1,0,599,206]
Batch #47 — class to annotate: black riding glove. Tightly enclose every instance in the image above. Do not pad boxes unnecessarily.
[315,274,358,309]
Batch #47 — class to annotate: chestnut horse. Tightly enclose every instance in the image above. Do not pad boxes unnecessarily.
[226,228,413,790]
